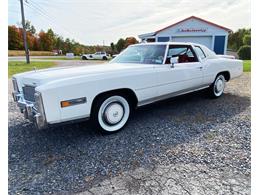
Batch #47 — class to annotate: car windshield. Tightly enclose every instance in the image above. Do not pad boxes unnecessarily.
[110,44,166,64]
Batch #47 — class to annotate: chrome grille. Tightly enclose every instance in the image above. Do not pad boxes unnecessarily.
[22,85,36,102]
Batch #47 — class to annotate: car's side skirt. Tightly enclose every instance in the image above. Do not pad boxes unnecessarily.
[137,85,209,107]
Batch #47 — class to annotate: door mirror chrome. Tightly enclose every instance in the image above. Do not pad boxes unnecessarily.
[170,56,179,68]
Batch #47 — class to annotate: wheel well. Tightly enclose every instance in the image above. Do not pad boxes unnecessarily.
[91,88,138,113]
[217,71,230,81]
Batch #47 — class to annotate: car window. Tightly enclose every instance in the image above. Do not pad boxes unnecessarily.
[165,45,198,64]
[200,45,217,58]
[194,46,206,60]
[110,44,166,64]
[168,48,186,57]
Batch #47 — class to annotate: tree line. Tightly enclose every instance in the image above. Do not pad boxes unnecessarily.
[228,28,251,60]
[8,21,139,55]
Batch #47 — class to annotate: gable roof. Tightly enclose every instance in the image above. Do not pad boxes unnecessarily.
[155,16,232,34]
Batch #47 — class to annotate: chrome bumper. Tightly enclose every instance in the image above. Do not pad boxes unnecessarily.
[12,92,48,130]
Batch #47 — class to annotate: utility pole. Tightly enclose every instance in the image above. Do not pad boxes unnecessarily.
[19,0,30,64]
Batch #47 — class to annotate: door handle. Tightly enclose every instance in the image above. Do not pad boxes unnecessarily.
[197,66,203,70]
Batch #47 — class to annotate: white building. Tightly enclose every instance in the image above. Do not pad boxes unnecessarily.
[138,16,232,54]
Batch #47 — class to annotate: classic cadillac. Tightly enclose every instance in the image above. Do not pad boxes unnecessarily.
[12,42,243,133]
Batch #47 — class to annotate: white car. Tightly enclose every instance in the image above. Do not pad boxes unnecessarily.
[12,42,243,133]
[82,51,108,60]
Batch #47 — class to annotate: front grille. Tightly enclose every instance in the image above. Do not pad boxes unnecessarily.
[23,85,36,102]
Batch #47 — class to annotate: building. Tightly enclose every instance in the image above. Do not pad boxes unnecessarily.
[138,16,232,54]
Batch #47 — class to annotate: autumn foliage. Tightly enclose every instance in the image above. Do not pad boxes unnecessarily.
[8,21,139,55]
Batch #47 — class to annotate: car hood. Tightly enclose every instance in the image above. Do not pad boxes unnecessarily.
[14,63,154,87]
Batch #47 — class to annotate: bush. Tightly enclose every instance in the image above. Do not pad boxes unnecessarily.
[238,45,251,60]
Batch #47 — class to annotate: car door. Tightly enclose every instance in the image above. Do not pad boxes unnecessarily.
[155,44,204,97]
[93,52,99,59]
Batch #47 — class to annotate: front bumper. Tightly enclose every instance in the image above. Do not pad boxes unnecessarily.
[12,92,48,130]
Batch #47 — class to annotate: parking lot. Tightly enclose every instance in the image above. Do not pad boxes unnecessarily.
[8,68,251,194]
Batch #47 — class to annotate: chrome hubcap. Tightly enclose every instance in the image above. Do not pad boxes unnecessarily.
[216,79,223,92]
[214,75,225,96]
[98,96,130,132]
[103,103,124,125]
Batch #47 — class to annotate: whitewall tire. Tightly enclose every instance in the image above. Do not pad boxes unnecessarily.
[92,95,130,133]
[208,74,226,98]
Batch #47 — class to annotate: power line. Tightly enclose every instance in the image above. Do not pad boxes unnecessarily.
[29,0,92,28]
[24,0,84,42]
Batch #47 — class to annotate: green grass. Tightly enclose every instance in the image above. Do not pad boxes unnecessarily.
[9,61,56,77]
[243,60,251,72]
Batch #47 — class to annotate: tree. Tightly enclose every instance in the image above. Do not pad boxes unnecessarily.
[243,34,251,46]
[46,29,56,50]
[55,36,64,50]
[38,30,52,51]
[125,37,138,47]
[116,38,126,53]
[24,20,36,34]
[110,42,115,53]
[29,25,36,35]
[38,29,56,51]
[64,38,73,53]
[228,28,251,51]
[8,26,23,50]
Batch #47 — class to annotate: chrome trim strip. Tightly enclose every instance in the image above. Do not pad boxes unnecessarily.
[136,77,203,91]
[137,85,209,107]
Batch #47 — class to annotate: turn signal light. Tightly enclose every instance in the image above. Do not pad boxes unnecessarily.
[60,97,87,108]
[61,101,72,107]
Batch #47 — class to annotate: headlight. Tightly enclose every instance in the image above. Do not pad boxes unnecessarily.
[34,91,47,129]
[34,92,45,116]
[12,78,19,92]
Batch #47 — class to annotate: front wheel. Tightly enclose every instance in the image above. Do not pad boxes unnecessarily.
[208,74,226,98]
[91,95,130,133]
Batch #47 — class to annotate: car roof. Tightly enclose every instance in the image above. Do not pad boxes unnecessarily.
[134,42,202,47]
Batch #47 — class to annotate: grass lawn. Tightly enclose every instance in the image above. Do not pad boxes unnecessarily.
[9,61,56,77]
[243,60,251,72]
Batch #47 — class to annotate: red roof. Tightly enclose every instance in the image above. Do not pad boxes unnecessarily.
[155,16,232,34]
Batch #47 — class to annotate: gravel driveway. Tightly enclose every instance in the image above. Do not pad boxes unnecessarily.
[8,73,251,194]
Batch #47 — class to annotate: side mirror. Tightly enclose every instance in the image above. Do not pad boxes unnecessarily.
[170,56,179,68]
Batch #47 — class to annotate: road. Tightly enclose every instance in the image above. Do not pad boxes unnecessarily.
[8,64,251,194]
[8,56,107,68]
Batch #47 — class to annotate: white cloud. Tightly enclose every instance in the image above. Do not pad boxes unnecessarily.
[8,0,250,45]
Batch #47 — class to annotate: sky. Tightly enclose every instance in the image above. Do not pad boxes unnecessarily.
[8,0,251,45]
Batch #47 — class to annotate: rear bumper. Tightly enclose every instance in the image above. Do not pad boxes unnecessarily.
[12,92,48,130]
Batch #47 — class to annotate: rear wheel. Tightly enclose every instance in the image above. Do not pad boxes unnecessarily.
[208,74,226,98]
[82,56,87,60]
[91,94,130,133]
[102,56,108,60]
